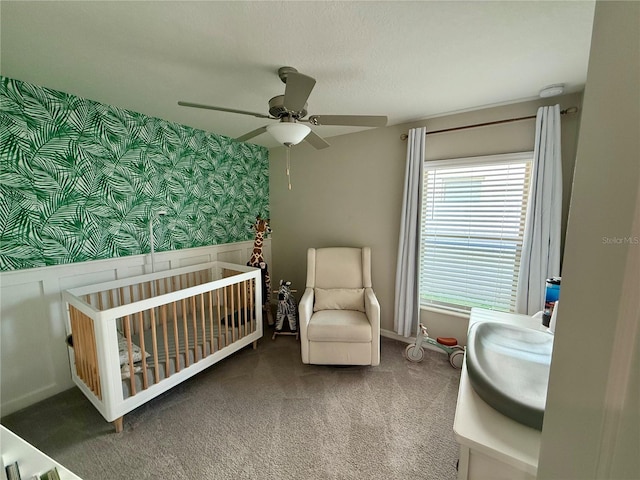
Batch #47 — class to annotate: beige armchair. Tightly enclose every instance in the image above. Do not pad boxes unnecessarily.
[299,247,380,366]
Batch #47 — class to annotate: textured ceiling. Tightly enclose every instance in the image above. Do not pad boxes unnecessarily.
[1,1,596,148]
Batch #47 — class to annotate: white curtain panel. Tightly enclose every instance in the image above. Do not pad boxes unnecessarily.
[516,105,563,314]
[394,127,426,337]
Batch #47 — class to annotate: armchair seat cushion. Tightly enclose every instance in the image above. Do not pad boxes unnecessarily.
[307,310,372,343]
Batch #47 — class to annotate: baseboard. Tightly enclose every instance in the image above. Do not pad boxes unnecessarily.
[380,328,446,355]
[0,383,65,417]
[380,328,414,344]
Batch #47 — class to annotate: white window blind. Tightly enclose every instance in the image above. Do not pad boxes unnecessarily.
[420,152,532,313]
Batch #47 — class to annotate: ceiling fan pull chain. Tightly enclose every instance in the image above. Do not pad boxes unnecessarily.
[286,145,292,190]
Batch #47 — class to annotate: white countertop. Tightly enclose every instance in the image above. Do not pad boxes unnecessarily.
[453,308,550,476]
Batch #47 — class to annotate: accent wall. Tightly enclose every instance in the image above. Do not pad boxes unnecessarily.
[0,77,269,271]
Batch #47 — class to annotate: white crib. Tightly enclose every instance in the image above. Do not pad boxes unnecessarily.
[62,261,262,432]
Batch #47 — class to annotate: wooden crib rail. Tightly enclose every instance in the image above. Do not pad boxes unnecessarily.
[68,305,101,399]
[83,268,213,312]
[64,262,261,319]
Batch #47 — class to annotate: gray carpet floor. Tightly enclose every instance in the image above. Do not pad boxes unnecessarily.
[2,335,461,480]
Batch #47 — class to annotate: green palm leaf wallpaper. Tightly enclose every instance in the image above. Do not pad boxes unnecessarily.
[0,77,269,271]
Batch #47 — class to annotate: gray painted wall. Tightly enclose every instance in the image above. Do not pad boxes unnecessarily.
[269,92,582,342]
[538,1,640,478]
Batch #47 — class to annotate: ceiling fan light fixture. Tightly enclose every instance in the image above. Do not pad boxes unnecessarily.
[266,122,311,146]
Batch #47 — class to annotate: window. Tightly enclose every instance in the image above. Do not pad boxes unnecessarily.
[420,152,532,313]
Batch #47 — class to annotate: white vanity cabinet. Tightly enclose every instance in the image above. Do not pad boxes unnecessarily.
[453,308,547,480]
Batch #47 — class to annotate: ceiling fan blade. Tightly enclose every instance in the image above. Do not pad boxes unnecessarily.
[178,101,272,119]
[307,115,388,127]
[304,130,330,150]
[283,72,316,112]
[236,126,268,142]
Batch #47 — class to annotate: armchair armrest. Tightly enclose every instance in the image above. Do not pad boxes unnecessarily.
[364,288,380,333]
[299,288,314,325]
[364,287,381,366]
[299,287,315,364]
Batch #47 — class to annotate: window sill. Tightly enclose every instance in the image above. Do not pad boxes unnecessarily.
[420,305,471,319]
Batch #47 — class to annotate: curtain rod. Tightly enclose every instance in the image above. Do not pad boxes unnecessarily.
[400,106,579,141]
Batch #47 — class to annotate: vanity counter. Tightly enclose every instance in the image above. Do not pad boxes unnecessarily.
[453,308,549,480]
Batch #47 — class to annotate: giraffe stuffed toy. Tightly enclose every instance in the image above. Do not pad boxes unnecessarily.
[247,216,274,325]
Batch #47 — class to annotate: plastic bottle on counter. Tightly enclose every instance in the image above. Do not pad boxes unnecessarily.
[542,277,561,327]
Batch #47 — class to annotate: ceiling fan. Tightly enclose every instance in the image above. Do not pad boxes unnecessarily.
[178,66,388,149]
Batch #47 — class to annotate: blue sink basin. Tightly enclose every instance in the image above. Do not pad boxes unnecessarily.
[466,321,553,430]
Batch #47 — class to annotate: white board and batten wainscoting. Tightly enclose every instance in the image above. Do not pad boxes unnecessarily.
[0,239,271,417]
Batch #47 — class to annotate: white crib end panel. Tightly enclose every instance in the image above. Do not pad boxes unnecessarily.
[92,318,125,420]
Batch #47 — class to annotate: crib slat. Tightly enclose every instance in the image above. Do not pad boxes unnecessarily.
[230,283,236,343]
[172,300,181,372]
[191,295,199,361]
[223,285,230,346]
[88,316,100,396]
[123,315,136,396]
[216,289,223,350]
[244,280,249,337]
[234,282,241,338]
[137,310,148,390]
[150,307,160,384]
[237,282,242,338]
[161,304,170,375]
[108,289,115,309]
[129,285,136,334]
[69,308,86,388]
[182,298,190,368]
[249,279,255,333]
[199,293,206,356]
[242,280,248,337]
[146,282,153,328]
[138,283,145,328]
[237,282,243,338]
[77,309,91,391]
[208,290,215,354]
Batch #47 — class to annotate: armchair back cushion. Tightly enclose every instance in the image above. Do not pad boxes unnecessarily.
[306,247,372,289]
[313,288,365,312]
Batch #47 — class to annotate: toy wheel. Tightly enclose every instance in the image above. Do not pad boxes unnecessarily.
[404,344,424,363]
[449,348,465,369]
